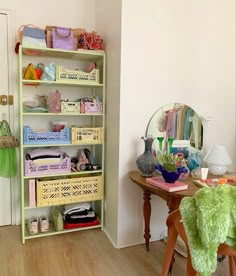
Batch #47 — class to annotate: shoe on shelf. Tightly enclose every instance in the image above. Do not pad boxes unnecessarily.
[28,217,38,235]
[39,215,49,232]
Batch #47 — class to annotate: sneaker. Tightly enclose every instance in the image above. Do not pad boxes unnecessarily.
[28,216,38,235]
[39,215,49,232]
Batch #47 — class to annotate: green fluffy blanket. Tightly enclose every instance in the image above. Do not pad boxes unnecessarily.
[179,185,236,275]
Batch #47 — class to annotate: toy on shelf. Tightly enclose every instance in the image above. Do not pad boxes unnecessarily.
[71,148,101,172]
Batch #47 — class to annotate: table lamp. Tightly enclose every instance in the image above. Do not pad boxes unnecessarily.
[203,144,232,175]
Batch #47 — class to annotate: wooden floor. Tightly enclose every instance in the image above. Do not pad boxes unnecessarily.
[0,226,229,276]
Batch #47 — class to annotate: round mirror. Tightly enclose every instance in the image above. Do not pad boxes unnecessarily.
[145,103,203,154]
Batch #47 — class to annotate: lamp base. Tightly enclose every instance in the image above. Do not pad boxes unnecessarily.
[208,164,227,176]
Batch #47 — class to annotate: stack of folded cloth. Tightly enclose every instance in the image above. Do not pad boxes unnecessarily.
[63,202,99,229]
[25,149,64,165]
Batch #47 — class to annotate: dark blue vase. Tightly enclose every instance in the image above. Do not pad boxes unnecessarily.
[136,137,155,177]
[157,164,187,183]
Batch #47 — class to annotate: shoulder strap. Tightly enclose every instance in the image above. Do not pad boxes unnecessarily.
[0,120,12,136]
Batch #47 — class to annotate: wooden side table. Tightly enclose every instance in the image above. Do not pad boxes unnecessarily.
[128,170,199,251]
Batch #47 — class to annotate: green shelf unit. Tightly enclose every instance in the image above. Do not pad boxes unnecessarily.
[21,46,105,60]
[23,113,104,116]
[24,220,102,240]
[22,79,103,88]
[19,45,106,244]
[23,170,103,180]
[23,142,103,148]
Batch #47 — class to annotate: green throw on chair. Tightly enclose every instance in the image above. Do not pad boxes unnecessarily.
[162,185,236,276]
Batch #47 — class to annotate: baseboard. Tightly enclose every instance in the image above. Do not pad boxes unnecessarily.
[103,228,154,249]
[103,228,119,248]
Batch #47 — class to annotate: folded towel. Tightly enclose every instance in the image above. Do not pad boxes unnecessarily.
[28,149,63,159]
[23,26,45,39]
[64,219,100,229]
[64,202,91,215]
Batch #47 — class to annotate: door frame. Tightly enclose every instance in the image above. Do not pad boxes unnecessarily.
[0,9,17,225]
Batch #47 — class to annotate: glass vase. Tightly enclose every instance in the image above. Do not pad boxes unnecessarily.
[157,137,164,152]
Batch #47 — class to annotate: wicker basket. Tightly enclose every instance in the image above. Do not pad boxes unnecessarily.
[71,127,103,144]
[36,175,103,206]
[61,101,80,114]
[56,65,99,83]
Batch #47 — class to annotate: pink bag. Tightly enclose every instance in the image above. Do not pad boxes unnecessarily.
[47,90,61,113]
[52,27,75,50]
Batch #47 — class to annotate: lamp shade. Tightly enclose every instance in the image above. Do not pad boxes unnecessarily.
[203,144,232,175]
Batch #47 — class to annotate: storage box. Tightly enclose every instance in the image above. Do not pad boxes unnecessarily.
[25,154,71,176]
[56,65,99,83]
[23,126,71,145]
[85,102,102,113]
[61,101,80,114]
[36,175,103,206]
[71,127,103,144]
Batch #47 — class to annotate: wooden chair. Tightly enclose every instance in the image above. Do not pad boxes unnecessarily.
[161,209,236,276]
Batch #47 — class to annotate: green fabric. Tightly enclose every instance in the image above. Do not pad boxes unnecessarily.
[228,227,236,239]
[0,148,17,177]
[0,120,17,178]
[179,185,236,275]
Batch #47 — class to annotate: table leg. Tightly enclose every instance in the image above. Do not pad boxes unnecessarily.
[166,196,182,274]
[143,190,151,251]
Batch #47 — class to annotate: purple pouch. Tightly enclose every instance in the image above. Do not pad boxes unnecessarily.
[52,27,74,50]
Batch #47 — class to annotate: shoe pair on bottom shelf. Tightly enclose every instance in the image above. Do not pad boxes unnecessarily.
[28,215,49,235]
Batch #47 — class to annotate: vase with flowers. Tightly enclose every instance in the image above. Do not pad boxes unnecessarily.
[156,152,188,183]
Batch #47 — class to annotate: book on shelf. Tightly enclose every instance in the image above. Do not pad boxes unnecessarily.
[146,176,188,192]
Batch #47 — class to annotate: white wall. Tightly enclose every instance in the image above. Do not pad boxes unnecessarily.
[96,0,235,248]
[3,0,95,32]
[118,0,235,247]
[95,0,122,246]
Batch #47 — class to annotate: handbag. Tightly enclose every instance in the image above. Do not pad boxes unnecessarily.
[0,120,19,148]
[0,120,18,178]
[18,24,46,55]
[52,27,75,50]
[46,25,82,49]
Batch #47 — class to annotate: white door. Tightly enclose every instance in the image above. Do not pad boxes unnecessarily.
[0,11,12,226]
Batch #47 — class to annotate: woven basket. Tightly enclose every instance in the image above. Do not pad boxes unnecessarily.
[37,175,103,206]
